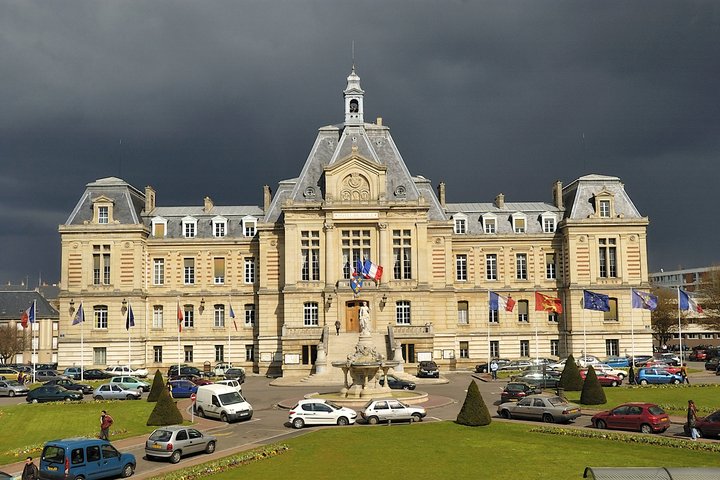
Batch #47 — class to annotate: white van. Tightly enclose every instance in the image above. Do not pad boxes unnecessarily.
[194,384,253,423]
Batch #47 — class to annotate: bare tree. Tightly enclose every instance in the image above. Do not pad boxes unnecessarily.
[697,266,720,329]
[651,287,689,347]
[0,324,25,364]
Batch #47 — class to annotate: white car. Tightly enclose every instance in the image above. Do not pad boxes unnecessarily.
[591,364,627,379]
[214,379,242,392]
[289,399,357,429]
[361,399,426,424]
[104,365,149,378]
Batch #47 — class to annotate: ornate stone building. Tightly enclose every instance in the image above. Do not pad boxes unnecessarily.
[57,69,653,376]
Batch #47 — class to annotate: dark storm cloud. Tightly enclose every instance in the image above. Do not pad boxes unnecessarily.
[1,0,718,285]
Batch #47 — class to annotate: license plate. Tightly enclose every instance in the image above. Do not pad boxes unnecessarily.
[660,417,668,422]
[152,444,163,449]
[569,409,579,413]
[48,466,57,471]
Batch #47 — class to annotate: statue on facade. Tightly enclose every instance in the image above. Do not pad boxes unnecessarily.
[359,301,370,334]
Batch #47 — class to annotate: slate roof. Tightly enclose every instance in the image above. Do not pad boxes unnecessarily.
[65,177,145,225]
[445,201,562,235]
[563,174,643,220]
[0,291,59,321]
[149,206,264,239]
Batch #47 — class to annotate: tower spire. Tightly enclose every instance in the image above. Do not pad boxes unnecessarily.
[344,65,364,125]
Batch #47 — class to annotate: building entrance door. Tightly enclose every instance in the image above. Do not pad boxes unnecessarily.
[345,301,361,332]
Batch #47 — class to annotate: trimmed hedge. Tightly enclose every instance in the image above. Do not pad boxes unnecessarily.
[580,365,606,405]
[147,369,166,402]
[456,380,491,426]
[147,382,184,426]
[559,354,583,391]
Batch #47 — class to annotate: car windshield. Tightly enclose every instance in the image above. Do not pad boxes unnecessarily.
[5,381,21,387]
[218,391,246,405]
[648,406,666,415]
[149,430,173,442]
[547,397,568,406]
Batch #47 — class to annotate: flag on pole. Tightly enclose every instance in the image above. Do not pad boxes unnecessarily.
[177,302,184,332]
[229,303,238,331]
[350,274,364,294]
[631,289,658,311]
[535,292,563,313]
[125,303,135,331]
[679,289,703,313]
[583,290,610,312]
[489,292,516,312]
[362,259,383,282]
[72,302,85,325]
[20,301,36,328]
[355,258,364,277]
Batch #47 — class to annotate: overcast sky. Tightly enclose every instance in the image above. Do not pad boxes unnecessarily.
[1,1,718,286]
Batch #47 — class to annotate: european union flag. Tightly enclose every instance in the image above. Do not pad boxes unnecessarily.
[583,290,610,312]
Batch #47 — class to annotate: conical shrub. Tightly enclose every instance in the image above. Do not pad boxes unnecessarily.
[559,354,583,391]
[456,380,491,426]
[147,383,183,426]
[580,365,607,405]
[147,370,166,402]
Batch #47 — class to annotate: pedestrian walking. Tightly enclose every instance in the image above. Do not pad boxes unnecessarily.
[21,456,39,480]
[335,319,341,335]
[99,410,113,440]
[490,360,499,380]
[628,365,635,385]
[687,400,699,440]
[681,363,690,384]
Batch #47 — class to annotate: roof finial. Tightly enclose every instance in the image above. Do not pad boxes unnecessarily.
[351,40,355,72]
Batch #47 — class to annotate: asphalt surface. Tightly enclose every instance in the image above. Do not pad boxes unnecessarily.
[1,362,718,478]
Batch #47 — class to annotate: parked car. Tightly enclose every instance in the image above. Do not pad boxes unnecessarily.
[34,370,67,383]
[105,365,149,378]
[695,410,720,438]
[591,402,670,434]
[579,370,622,387]
[642,361,681,374]
[631,355,653,367]
[0,367,19,380]
[577,355,601,367]
[93,383,143,400]
[475,358,511,373]
[602,356,630,368]
[704,358,720,371]
[36,363,57,371]
[417,361,440,378]
[511,372,560,388]
[636,368,682,385]
[27,385,83,403]
[83,368,113,380]
[194,384,253,423]
[169,380,198,398]
[0,379,29,397]
[63,367,83,380]
[223,368,246,383]
[40,438,135,479]
[500,382,541,403]
[689,350,709,361]
[500,360,533,371]
[214,379,242,392]
[590,364,627,379]
[654,353,681,365]
[288,399,357,429]
[43,378,94,395]
[145,425,216,463]
[213,362,233,376]
[379,374,416,390]
[109,376,150,392]
[497,395,581,424]
[168,365,203,378]
[190,376,214,386]
[361,399,426,424]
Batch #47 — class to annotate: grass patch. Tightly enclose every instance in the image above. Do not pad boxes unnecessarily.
[566,384,720,415]
[193,422,720,480]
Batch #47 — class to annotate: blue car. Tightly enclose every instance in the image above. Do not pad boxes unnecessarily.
[603,356,630,368]
[40,438,135,479]
[636,368,682,385]
[169,379,198,398]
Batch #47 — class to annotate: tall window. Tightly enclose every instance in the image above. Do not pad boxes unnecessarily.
[244,258,255,284]
[543,216,556,233]
[545,253,556,280]
[245,344,255,361]
[457,301,469,325]
[153,258,165,285]
[93,245,111,285]
[520,340,530,357]
[518,300,529,322]
[393,230,412,280]
[516,253,527,280]
[98,206,109,224]
[301,231,320,281]
[550,339,559,357]
[599,200,611,218]
[184,305,194,329]
[184,346,194,362]
[214,257,225,284]
[459,341,469,358]
[606,339,619,356]
[184,258,195,285]
[454,218,466,234]
[548,312,558,323]
[214,305,225,328]
[245,304,255,326]
[396,301,411,325]
[489,308,499,323]
[243,218,257,237]
[153,346,163,363]
[152,305,163,329]
[213,219,226,237]
[604,298,618,322]
[599,238,617,278]
[215,345,224,362]
[303,302,319,326]
[490,341,499,358]
[486,254,497,280]
[456,254,468,281]
[342,230,370,279]
[484,218,496,234]
[513,216,526,233]
[93,347,106,365]
[94,306,108,329]
[183,220,196,238]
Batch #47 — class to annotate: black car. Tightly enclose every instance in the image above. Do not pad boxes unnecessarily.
[475,359,511,373]
[417,361,440,378]
[168,365,203,378]
[26,385,83,403]
[501,382,542,403]
[43,379,94,395]
[224,368,246,383]
[632,355,653,367]
[512,372,560,389]
[705,358,720,371]
[379,374,416,390]
[83,368,113,380]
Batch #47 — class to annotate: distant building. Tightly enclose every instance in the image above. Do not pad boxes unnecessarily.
[57,68,653,375]
[0,289,59,364]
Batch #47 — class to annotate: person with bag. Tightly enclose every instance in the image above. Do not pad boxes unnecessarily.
[687,400,699,440]
[22,456,39,480]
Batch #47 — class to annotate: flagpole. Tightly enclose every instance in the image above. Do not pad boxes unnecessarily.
[32,300,37,384]
[80,300,84,382]
[677,288,683,363]
[630,291,636,363]
[228,296,232,368]
[582,296,587,359]
[127,305,131,367]
[177,297,181,379]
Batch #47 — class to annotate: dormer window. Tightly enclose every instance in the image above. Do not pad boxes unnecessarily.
[541,212,557,233]
[593,189,615,218]
[512,213,527,233]
[242,216,257,237]
[212,216,227,238]
[151,217,167,237]
[182,216,197,238]
[482,214,497,234]
[98,206,109,224]
[92,196,114,225]
[454,214,467,234]
[599,200,610,218]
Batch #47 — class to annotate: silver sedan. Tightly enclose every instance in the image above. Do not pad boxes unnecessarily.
[0,380,29,397]
[93,383,142,400]
[497,394,581,424]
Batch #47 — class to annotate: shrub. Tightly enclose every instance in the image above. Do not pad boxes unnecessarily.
[580,365,606,405]
[559,355,583,391]
[147,384,184,426]
[456,380,491,426]
[147,370,166,403]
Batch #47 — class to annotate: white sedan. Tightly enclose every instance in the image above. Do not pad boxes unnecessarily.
[288,399,357,429]
[590,364,627,379]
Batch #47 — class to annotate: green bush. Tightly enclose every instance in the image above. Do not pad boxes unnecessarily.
[456,380,491,426]
[147,370,166,403]
[559,355,583,391]
[580,365,607,405]
[147,384,184,426]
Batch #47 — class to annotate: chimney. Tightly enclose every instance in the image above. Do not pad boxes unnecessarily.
[376,117,383,126]
[144,186,156,213]
[203,196,214,213]
[263,185,272,211]
[553,180,564,209]
[437,182,446,207]
[494,193,505,209]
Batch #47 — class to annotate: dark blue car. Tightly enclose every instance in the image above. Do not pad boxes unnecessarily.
[40,438,135,479]
[169,379,198,398]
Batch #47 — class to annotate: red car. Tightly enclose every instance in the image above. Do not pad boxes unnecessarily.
[695,410,720,438]
[643,361,681,375]
[591,403,670,434]
[579,370,622,387]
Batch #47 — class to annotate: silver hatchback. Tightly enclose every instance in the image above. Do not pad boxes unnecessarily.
[93,383,142,400]
[145,426,216,463]
[361,399,427,424]
[0,380,29,397]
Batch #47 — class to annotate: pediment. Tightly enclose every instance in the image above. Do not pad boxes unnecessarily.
[92,195,115,205]
[324,151,387,204]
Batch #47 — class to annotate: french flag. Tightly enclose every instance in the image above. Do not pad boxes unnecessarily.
[362,259,383,282]
[20,301,36,328]
[679,289,703,313]
[490,292,516,312]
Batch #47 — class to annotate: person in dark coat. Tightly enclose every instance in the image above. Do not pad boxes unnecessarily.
[22,456,39,480]
[628,365,635,385]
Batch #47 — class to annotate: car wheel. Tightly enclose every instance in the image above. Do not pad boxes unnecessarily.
[170,450,182,464]
[402,385,410,390]
[640,424,653,434]
[220,413,229,423]
[31,398,38,404]
[617,373,626,380]
[75,476,86,480]
[672,379,680,385]
[8,391,15,397]
[196,408,205,418]
[367,416,379,425]
[611,381,618,387]
[411,413,422,423]
[292,417,305,429]
[639,379,648,385]
[337,416,349,426]
[595,419,606,430]
[94,395,103,401]
[126,394,136,400]
[121,463,134,477]
[64,397,72,402]
[542,414,554,423]
[500,409,511,419]
[205,441,216,454]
